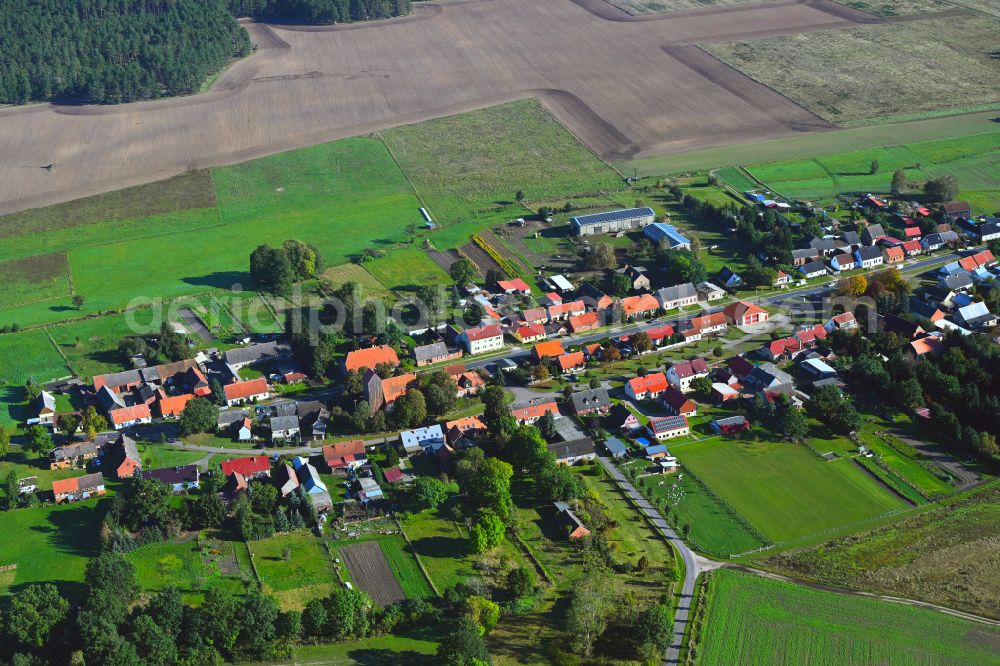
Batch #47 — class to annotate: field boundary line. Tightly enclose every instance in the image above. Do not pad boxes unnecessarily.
[242,541,262,585]
[394,516,440,597]
[509,527,554,585]
[677,464,771,548]
[373,133,434,221]
[42,328,75,377]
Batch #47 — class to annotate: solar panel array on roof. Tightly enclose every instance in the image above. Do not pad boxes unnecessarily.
[571,207,654,227]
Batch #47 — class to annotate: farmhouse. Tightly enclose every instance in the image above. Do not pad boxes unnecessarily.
[655,283,698,310]
[548,300,586,321]
[579,282,614,311]
[571,207,654,236]
[625,372,669,401]
[861,224,886,246]
[554,501,590,540]
[223,342,292,370]
[619,293,660,319]
[497,278,531,295]
[269,415,300,442]
[825,312,858,333]
[940,202,972,220]
[221,456,271,480]
[400,424,446,455]
[617,265,651,292]
[568,388,611,416]
[223,377,270,407]
[510,400,559,425]
[144,465,200,493]
[830,253,856,272]
[667,358,709,392]
[49,440,99,470]
[792,248,820,267]
[647,415,690,441]
[854,246,884,270]
[799,260,827,279]
[557,351,586,374]
[688,312,727,336]
[364,371,417,413]
[514,323,547,344]
[532,340,565,361]
[51,473,106,504]
[459,324,504,355]
[662,387,698,417]
[568,311,601,334]
[104,434,140,479]
[344,345,399,374]
[35,391,56,427]
[724,301,768,327]
[644,222,691,250]
[323,439,367,473]
[413,341,462,367]
[547,438,596,465]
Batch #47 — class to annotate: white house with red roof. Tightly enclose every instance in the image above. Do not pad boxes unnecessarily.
[458,324,504,355]
[666,358,709,392]
[625,372,669,401]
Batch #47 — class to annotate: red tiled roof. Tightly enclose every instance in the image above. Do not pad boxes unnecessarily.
[533,340,565,359]
[158,393,194,417]
[224,377,269,402]
[384,467,404,483]
[903,226,922,238]
[221,456,271,477]
[497,278,531,293]
[689,312,726,331]
[558,351,586,372]
[831,312,856,326]
[52,473,104,496]
[510,401,559,421]
[959,256,978,272]
[627,372,668,395]
[672,358,708,378]
[109,404,151,425]
[724,300,768,324]
[621,294,659,316]
[381,373,417,403]
[522,307,548,323]
[445,415,487,432]
[465,324,503,342]
[647,324,675,342]
[902,240,922,253]
[568,312,600,333]
[323,439,365,461]
[548,300,585,318]
[344,345,399,373]
[516,323,546,339]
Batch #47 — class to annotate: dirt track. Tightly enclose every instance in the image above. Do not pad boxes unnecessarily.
[0,0,877,215]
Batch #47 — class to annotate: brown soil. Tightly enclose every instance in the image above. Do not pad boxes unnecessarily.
[339,541,406,607]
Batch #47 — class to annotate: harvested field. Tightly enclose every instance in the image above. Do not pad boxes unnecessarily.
[459,243,505,277]
[339,541,406,607]
[704,14,1000,123]
[426,249,462,275]
[605,0,764,16]
[0,0,876,213]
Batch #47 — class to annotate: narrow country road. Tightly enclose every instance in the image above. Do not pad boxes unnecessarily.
[597,456,715,664]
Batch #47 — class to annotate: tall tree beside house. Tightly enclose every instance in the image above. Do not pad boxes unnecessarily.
[157,322,190,362]
[566,573,617,657]
[632,332,652,354]
[610,271,633,298]
[57,413,80,436]
[391,389,427,429]
[481,385,516,440]
[411,476,448,511]
[22,426,51,457]
[536,412,557,442]
[923,175,959,202]
[250,244,296,295]
[449,257,478,288]
[777,404,808,441]
[2,470,18,511]
[179,397,217,436]
[891,169,907,194]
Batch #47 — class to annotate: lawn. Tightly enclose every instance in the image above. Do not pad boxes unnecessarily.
[633,464,767,557]
[128,530,250,604]
[247,529,338,611]
[284,634,438,665]
[362,247,451,294]
[133,443,207,470]
[675,438,904,544]
[330,533,434,600]
[766,483,1000,620]
[0,498,107,603]
[380,99,622,230]
[399,502,478,593]
[320,263,395,302]
[696,569,1000,665]
[704,15,1000,124]
[0,329,68,385]
[46,311,157,381]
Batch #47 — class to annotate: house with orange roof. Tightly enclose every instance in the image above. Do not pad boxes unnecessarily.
[221,456,271,479]
[568,312,600,334]
[532,340,565,361]
[625,372,669,401]
[510,400,559,425]
[52,473,106,504]
[902,240,922,256]
[497,278,531,295]
[109,403,152,430]
[723,300,769,327]
[223,377,270,407]
[323,440,367,473]
[157,393,194,418]
[909,336,944,358]
[459,324,504,355]
[884,246,905,265]
[343,345,399,374]
[513,323,546,343]
[557,352,586,374]
[824,312,858,333]
[619,293,660,319]
[453,369,486,397]
[547,300,586,321]
[688,312,727,335]
[364,371,418,412]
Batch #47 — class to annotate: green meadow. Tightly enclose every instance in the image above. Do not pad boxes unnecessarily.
[675,439,903,544]
[697,569,1000,665]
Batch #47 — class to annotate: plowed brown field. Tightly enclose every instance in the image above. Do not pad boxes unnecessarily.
[0,0,875,214]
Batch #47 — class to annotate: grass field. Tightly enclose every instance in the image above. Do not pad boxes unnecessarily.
[128,531,249,604]
[47,312,150,381]
[283,634,438,665]
[363,247,452,294]
[331,534,434,601]
[248,529,338,611]
[400,504,479,593]
[0,254,73,311]
[0,498,107,603]
[635,466,767,556]
[745,131,1000,212]
[767,483,1000,619]
[320,264,395,302]
[696,569,1000,665]
[0,329,67,385]
[704,15,1000,124]
[675,438,904,544]
[380,100,622,228]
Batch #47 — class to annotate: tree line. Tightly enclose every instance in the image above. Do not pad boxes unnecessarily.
[0,0,252,105]
[227,0,411,23]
